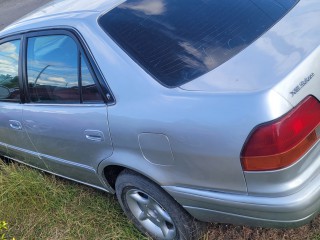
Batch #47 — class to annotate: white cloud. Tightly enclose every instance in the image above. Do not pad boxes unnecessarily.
[0,42,17,53]
[120,0,166,15]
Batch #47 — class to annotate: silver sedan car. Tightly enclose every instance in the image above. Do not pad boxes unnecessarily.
[0,0,319,239]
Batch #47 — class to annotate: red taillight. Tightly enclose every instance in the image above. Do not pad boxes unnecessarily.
[241,96,320,171]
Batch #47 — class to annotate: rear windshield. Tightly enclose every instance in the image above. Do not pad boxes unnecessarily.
[99,0,299,87]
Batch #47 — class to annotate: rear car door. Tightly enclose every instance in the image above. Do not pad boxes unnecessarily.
[22,31,113,186]
[0,37,42,166]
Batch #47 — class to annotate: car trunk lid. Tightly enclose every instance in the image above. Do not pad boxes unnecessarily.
[180,0,320,104]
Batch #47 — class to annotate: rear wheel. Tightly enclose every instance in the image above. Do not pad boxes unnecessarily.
[115,170,205,240]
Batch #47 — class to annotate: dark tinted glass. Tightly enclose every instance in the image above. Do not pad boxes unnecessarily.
[27,35,79,103]
[99,0,299,87]
[81,53,103,103]
[0,40,20,101]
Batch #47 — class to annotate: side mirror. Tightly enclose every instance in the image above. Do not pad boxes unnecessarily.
[0,86,10,99]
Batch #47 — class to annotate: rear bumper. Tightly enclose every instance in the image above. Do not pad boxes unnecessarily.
[164,180,320,227]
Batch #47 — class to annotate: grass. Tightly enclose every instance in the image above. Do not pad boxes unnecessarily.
[0,161,146,240]
[1,160,320,240]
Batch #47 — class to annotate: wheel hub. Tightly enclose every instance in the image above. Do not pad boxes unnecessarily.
[126,189,177,240]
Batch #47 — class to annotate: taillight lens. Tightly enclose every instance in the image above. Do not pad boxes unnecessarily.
[241,96,320,171]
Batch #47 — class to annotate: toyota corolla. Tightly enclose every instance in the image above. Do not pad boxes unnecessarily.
[0,0,319,239]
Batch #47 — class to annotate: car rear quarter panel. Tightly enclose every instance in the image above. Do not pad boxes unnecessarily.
[99,89,292,194]
[86,26,293,193]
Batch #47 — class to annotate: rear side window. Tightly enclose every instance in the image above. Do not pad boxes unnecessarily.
[27,35,104,104]
[99,0,299,87]
[0,40,20,101]
[27,35,79,103]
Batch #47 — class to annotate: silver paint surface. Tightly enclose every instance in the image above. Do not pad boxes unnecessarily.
[0,0,319,227]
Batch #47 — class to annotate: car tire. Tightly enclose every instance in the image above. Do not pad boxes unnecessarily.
[115,169,205,240]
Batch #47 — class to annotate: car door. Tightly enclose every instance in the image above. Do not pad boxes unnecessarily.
[22,32,113,186]
[0,37,43,167]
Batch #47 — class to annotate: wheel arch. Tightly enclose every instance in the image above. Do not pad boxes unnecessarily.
[103,165,125,190]
[102,164,164,192]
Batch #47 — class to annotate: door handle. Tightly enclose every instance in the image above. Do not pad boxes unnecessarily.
[9,120,22,130]
[84,130,105,142]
